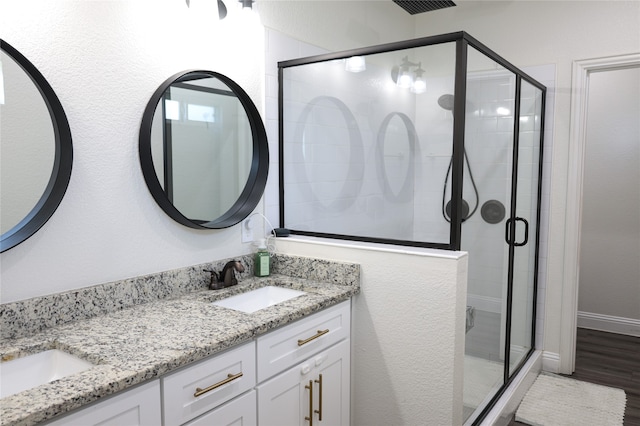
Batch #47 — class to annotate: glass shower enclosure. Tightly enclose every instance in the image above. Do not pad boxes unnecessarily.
[278,31,545,424]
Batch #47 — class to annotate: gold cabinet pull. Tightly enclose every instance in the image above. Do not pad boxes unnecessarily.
[305,380,313,426]
[314,374,323,421]
[298,329,329,346]
[194,372,243,397]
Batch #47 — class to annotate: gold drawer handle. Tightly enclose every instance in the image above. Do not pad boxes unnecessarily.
[298,329,330,346]
[194,372,243,397]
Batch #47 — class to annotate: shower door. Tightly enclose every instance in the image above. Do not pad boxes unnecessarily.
[461,49,515,420]
[507,79,543,373]
[462,47,544,423]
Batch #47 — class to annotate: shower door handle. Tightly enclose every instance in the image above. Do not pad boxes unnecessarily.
[514,217,529,246]
[505,217,529,247]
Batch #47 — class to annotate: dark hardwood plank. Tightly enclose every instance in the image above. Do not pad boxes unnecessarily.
[509,328,640,426]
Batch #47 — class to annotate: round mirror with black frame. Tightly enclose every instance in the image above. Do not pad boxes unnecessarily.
[0,39,73,253]
[139,70,269,229]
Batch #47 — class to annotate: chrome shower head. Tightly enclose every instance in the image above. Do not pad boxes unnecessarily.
[437,94,454,111]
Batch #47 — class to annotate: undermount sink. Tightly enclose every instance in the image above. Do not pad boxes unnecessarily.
[0,349,95,399]
[212,286,306,313]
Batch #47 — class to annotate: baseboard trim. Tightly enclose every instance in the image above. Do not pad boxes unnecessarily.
[541,351,560,373]
[577,311,640,337]
[467,294,501,314]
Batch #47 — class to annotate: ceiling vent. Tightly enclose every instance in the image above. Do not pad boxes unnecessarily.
[392,0,456,15]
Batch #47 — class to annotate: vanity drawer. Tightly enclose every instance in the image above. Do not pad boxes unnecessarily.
[184,390,256,426]
[162,341,256,426]
[256,300,350,382]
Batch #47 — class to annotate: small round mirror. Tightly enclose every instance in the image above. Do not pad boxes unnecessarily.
[139,70,268,229]
[0,40,73,252]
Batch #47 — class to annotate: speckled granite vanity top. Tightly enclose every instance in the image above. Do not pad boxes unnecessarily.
[0,254,359,426]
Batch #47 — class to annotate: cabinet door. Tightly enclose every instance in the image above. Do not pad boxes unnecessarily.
[257,339,350,426]
[257,361,308,426]
[311,339,350,426]
[48,380,161,426]
[185,390,256,426]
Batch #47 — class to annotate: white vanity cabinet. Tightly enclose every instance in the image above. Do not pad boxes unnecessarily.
[44,300,351,426]
[47,380,162,426]
[256,300,351,426]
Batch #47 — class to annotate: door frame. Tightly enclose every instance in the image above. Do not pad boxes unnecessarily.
[559,52,640,374]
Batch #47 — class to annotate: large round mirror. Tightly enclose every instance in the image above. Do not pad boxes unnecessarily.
[139,70,268,229]
[0,40,73,252]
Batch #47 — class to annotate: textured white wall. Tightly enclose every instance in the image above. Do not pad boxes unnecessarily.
[578,67,640,320]
[275,237,468,426]
[0,1,265,303]
[258,0,415,52]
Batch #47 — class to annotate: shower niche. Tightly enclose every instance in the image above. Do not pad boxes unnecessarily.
[279,31,545,424]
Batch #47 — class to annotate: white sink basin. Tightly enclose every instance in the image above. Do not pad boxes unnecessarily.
[0,349,94,398]
[212,286,306,313]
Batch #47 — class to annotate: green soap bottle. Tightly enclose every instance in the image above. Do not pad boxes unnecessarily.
[255,239,270,277]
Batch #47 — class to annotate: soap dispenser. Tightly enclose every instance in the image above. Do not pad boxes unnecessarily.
[254,239,270,277]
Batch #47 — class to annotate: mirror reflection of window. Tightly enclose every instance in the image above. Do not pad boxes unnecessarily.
[187,104,215,123]
[164,99,180,120]
[149,77,252,224]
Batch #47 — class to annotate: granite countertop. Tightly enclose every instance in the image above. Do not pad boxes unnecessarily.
[0,269,359,426]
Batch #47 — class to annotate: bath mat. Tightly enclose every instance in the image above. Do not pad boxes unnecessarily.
[516,373,626,426]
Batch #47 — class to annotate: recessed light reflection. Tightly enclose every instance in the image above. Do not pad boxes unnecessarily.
[496,107,511,116]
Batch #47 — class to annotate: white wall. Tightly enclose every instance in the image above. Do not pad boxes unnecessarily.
[258,0,415,53]
[275,237,467,426]
[0,1,264,303]
[578,66,640,321]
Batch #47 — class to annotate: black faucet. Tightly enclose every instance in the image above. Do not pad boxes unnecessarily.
[204,260,245,290]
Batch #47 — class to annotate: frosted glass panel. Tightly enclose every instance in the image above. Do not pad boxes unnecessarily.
[282,42,457,245]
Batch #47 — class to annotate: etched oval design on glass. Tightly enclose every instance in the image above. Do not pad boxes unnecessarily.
[293,96,364,211]
[376,112,417,202]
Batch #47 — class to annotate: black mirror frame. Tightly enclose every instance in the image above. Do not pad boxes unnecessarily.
[139,70,269,229]
[0,39,73,253]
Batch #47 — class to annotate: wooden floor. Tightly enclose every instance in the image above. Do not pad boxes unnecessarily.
[510,328,640,425]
